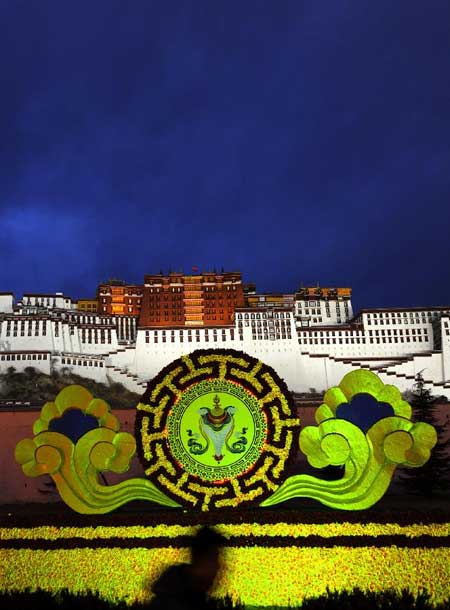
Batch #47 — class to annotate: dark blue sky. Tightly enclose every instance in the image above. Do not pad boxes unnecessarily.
[1,1,449,313]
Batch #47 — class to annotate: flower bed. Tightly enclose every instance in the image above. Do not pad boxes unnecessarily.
[1,508,449,607]
[1,545,449,606]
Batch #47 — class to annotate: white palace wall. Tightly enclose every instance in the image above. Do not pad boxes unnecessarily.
[0,316,119,356]
[0,302,450,399]
[0,351,51,375]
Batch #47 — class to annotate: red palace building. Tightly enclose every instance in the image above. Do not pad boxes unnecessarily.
[97,280,143,316]
[139,271,245,327]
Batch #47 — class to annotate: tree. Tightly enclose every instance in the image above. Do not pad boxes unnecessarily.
[23,366,38,378]
[398,372,450,496]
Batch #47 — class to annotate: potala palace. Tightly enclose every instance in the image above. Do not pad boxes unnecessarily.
[1,271,449,399]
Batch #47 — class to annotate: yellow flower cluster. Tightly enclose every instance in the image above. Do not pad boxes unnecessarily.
[187,482,227,511]
[215,483,264,508]
[148,367,183,403]
[157,473,197,505]
[2,521,448,541]
[180,355,213,384]
[145,444,176,478]
[1,545,449,606]
[244,456,277,491]
[228,366,261,389]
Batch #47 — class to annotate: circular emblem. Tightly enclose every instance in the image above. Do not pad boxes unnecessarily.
[167,379,267,481]
[136,349,301,510]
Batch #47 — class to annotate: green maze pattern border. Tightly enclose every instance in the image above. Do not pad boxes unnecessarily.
[135,348,301,510]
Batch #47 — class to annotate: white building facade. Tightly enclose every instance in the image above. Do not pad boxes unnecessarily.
[0,291,450,399]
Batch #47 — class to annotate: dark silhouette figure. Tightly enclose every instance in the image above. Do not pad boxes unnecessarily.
[148,526,226,610]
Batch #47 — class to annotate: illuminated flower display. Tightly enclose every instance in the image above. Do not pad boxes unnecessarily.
[136,349,301,510]
[261,369,437,510]
[14,355,437,513]
[7,362,447,608]
[14,385,178,513]
[1,522,449,541]
[1,535,449,607]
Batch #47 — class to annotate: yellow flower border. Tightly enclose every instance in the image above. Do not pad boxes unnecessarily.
[1,522,449,541]
[1,546,449,607]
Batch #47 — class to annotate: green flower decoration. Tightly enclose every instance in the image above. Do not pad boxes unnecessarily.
[15,385,179,513]
[13,369,439,514]
[261,369,437,510]
[32,386,120,435]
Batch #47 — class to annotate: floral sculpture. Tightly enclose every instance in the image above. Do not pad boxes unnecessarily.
[15,350,437,513]
[262,368,437,509]
[15,385,179,513]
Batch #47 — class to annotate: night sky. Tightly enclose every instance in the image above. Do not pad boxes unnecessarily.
[1,1,449,313]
